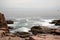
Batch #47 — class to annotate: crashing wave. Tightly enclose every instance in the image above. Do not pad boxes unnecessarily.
[7,17,60,33]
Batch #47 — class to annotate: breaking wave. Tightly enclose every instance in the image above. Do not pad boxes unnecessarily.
[7,17,60,33]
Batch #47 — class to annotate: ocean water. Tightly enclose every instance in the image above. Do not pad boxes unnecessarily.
[7,17,60,33]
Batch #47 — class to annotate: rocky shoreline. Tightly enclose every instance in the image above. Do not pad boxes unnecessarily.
[0,13,60,40]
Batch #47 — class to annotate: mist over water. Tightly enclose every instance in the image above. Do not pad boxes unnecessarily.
[0,0,60,19]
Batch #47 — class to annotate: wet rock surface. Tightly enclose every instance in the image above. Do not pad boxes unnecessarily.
[50,20,60,26]
[31,26,54,35]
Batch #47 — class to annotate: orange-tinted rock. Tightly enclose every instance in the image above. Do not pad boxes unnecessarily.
[0,13,9,32]
[50,28,60,35]
[25,37,29,40]
[0,36,22,40]
[54,28,60,35]
[29,36,41,40]
[5,33,17,37]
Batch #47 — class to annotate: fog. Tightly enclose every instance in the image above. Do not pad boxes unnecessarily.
[0,0,60,19]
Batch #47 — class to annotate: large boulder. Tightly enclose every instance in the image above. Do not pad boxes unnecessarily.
[30,26,53,35]
[31,26,43,35]
[8,26,14,30]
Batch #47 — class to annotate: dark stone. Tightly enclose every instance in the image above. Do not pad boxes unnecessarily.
[50,20,60,26]
[0,13,9,32]
[14,32,30,38]
[8,26,14,30]
[31,26,52,35]
[30,26,60,35]
[6,20,14,24]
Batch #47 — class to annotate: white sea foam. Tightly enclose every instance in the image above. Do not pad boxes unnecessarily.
[10,27,30,33]
[7,18,59,33]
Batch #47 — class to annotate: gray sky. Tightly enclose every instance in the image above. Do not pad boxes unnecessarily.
[0,0,60,18]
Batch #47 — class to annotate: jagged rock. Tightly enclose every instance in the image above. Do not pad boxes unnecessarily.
[5,33,17,37]
[49,28,60,35]
[50,20,60,26]
[8,26,14,30]
[0,13,9,32]
[14,32,30,38]
[0,30,6,37]
[6,20,14,24]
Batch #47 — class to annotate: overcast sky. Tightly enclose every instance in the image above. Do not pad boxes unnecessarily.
[0,0,60,18]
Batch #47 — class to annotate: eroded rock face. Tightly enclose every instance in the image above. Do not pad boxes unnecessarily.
[14,32,31,38]
[50,20,57,24]
[0,13,9,33]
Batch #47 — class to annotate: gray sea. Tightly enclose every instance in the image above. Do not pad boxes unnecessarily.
[7,17,60,33]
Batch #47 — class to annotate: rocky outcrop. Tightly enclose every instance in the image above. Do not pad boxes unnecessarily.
[52,28,60,35]
[0,13,9,32]
[0,12,60,40]
[30,26,53,35]
[30,26,42,35]
[30,26,60,35]
[50,20,60,26]
[0,30,6,37]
